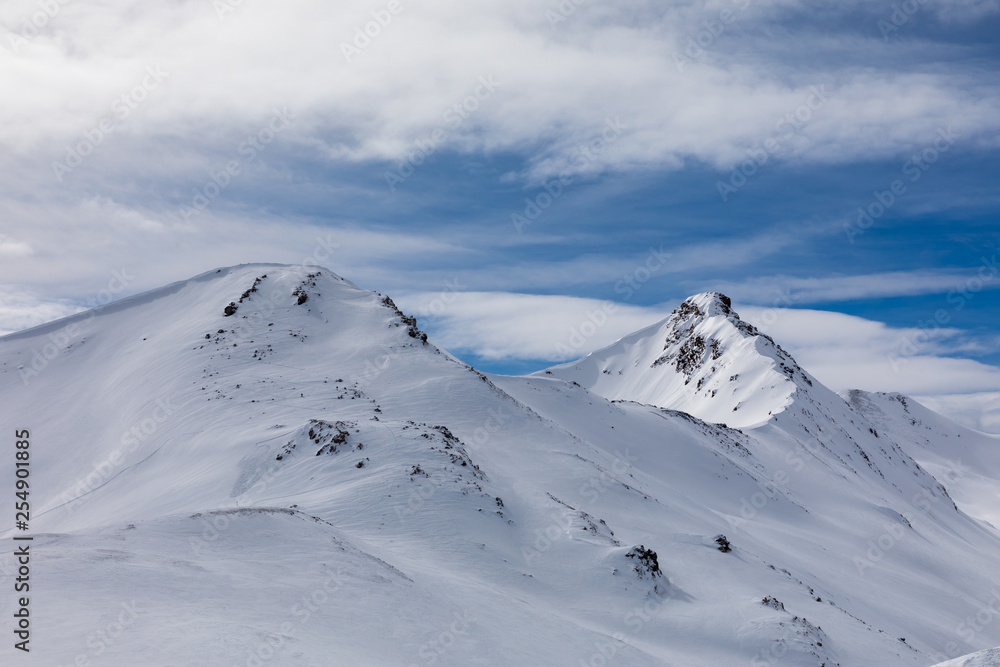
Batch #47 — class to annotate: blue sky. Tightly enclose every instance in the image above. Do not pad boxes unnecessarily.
[1,0,998,429]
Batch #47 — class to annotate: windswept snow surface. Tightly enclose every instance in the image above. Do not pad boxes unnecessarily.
[933,647,1000,666]
[844,389,1000,529]
[0,266,998,666]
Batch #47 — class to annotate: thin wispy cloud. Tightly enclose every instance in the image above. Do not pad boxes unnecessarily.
[708,268,1000,304]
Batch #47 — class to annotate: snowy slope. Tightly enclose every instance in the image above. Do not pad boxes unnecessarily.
[844,390,1000,528]
[0,266,998,666]
[933,648,1000,666]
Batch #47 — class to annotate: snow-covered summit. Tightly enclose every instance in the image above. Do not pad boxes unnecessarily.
[683,290,736,317]
[540,291,816,428]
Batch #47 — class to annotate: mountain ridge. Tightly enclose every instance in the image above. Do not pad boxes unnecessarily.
[1,264,998,666]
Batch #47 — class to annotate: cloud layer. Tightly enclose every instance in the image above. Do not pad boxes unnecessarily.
[4,0,1000,183]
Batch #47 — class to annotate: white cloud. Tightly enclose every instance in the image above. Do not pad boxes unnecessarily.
[933,0,1000,23]
[1,0,998,186]
[0,234,33,256]
[709,266,1000,305]
[740,305,1000,395]
[396,291,666,361]
[914,392,1000,434]
[0,197,470,299]
[0,288,81,337]
[378,230,812,295]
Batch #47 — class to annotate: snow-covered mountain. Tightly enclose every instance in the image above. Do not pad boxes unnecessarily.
[538,291,819,428]
[1,266,998,666]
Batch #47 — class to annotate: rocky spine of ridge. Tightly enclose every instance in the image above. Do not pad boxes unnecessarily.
[652,292,813,390]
